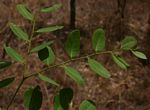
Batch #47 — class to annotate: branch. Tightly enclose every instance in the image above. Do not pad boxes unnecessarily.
[6,77,26,110]
[28,18,36,53]
[25,50,114,79]
[6,17,37,110]
[70,0,76,29]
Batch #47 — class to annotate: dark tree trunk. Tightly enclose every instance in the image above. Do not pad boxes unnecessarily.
[117,0,127,18]
[148,14,150,32]
[105,0,127,49]
[116,0,127,40]
[70,0,76,29]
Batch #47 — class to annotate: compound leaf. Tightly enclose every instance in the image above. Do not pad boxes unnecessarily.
[92,28,105,52]
[4,45,24,63]
[38,74,59,86]
[16,4,34,21]
[65,30,80,58]
[79,100,96,110]
[9,23,29,41]
[41,4,62,13]
[0,77,15,88]
[88,58,111,78]
[121,36,137,50]
[64,66,85,86]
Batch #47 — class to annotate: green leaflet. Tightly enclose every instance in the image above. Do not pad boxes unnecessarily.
[112,54,129,70]
[79,100,96,110]
[41,4,62,13]
[64,66,85,86]
[131,51,147,59]
[54,88,73,110]
[16,4,34,21]
[54,94,63,110]
[0,77,15,88]
[24,88,33,109]
[24,86,43,110]
[4,45,24,63]
[92,28,105,52]
[31,41,53,53]
[36,26,64,33]
[0,61,11,70]
[9,23,29,41]
[38,46,55,65]
[38,47,49,61]
[29,86,42,110]
[65,30,80,58]
[38,74,59,86]
[42,46,55,65]
[121,36,137,50]
[88,58,111,78]
[59,88,73,110]
[117,56,130,67]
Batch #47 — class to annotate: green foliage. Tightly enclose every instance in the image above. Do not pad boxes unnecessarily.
[24,88,33,109]
[79,100,96,110]
[16,4,34,21]
[112,54,129,70]
[31,41,53,53]
[38,74,59,86]
[1,3,147,110]
[121,36,137,50]
[4,45,24,63]
[54,88,73,110]
[0,61,11,70]
[41,4,62,13]
[92,28,105,52]
[24,86,42,110]
[38,46,55,65]
[38,47,49,60]
[59,88,73,110]
[131,51,147,59]
[63,66,85,86]
[65,30,80,58]
[54,94,63,110]
[36,26,64,33]
[9,23,29,41]
[0,77,15,88]
[88,58,111,78]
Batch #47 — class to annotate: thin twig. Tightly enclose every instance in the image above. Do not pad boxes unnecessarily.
[6,77,26,110]
[0,23,8,34]
[42,82,51,109]
[28,18,36,53]
[6,18,36,110]
[25,50,114,79]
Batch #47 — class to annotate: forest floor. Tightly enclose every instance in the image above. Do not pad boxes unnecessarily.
[0,0,150,110]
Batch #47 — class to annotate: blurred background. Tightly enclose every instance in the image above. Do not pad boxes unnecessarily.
[0,0,150,110]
